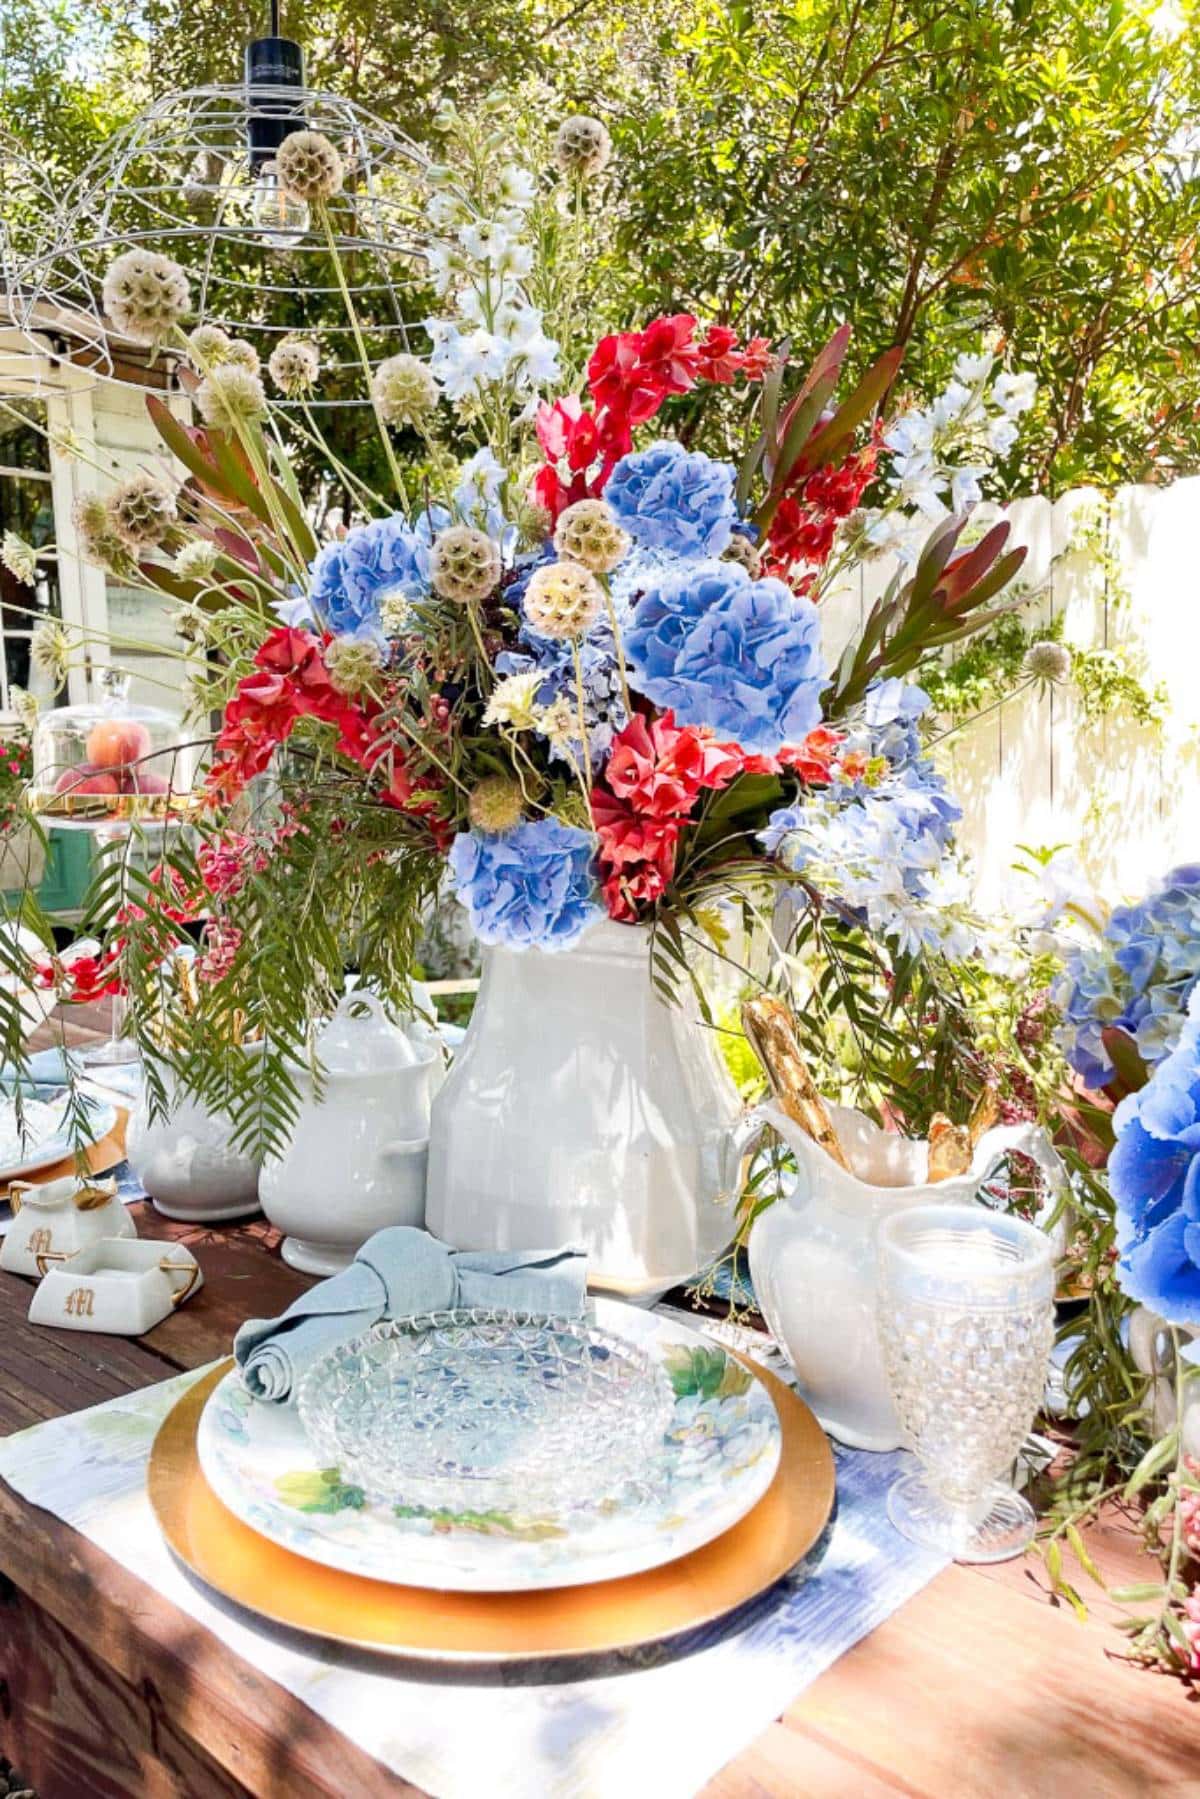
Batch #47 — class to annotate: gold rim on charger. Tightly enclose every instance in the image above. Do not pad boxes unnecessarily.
[149,1354,836,1662]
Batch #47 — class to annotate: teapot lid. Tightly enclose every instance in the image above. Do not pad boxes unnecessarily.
[315,992,421,1074]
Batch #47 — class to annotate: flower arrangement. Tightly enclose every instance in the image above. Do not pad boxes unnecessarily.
[0,106,1040,1159]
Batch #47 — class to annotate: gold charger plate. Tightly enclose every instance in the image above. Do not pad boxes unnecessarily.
[149,1354,835,1662]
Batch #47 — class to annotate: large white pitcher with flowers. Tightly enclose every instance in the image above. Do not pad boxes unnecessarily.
[425,921,762,1297]
[749,1100,1068,1449]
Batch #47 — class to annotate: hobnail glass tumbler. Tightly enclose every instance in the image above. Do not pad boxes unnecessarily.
[876,1203,1055,1563]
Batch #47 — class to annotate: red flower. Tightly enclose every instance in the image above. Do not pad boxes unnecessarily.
[602,862,672,924]
[633,314,702,398]
[766,444,879,583]
[587,331,670,430]
[32,949,123,1003]
[775,727,842,784]
[740,337,775,380]
[531,398,608,521]
[535,396,601,471]
[695,325,744,385]
[591,786,679,922]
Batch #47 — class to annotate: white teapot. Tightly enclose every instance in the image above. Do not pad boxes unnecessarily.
[0,1174,135,1278]
[258,992,442,1276]
[749,1101,1068,1450]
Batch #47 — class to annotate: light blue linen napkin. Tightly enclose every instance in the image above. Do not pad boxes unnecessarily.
[234,1225,587,1403]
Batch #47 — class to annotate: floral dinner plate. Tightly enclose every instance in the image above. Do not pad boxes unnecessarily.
[195,1297,782,1592]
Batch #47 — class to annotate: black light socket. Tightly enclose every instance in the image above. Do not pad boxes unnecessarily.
[245,35,306,168]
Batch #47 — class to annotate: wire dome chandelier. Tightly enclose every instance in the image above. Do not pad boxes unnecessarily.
[5,18,438,407]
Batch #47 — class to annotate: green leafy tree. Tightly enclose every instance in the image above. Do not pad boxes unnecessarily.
[607,0,1200,493]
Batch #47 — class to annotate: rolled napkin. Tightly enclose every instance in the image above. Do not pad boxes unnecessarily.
[234,1224,588,1403]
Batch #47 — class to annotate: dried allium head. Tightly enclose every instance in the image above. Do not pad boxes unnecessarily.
[1021,640,1072,687]
[108,470,178,549]
[225,338,260,373]
[467,775,524,834]
[553,499,630,574]
[268,336,320,396]
[553,115,612,180]
[523,561,603,640]
[1,531,37,585]
[372,354,438,428]
[30,619,72,692]
[276,129,344,202]
[73,494,133,575]
[186,324,233,370]
[102,249,191,345]
[196,365,268,430]
[172,603,210,645]
[722,533,762,578]
[429,526,501,603]
[173,539,220,582]
[325,635,384,697]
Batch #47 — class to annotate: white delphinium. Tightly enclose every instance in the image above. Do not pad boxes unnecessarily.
[420,121,559,408]
[857,343,1037,551]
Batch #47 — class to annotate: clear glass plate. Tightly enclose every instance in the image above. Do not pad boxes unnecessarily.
[297,1308,676,1514]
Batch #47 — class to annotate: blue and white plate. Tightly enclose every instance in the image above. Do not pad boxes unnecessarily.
[196,1297,782,1592]
[0,1089,118,1185]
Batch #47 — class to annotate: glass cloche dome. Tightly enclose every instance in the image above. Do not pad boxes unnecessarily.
[31,668,198,825]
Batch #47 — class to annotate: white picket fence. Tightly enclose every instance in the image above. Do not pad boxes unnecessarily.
[819,480,1200,909]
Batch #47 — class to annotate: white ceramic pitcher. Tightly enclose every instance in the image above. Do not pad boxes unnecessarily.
[748,1100,1068,1449]
[425,921,762,1299]
[259,993,442,1275]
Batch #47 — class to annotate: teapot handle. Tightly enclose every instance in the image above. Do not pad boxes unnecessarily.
[973,1121,1071,1251]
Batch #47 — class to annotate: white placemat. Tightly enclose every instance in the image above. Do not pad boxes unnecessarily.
[0,1311,946,1799]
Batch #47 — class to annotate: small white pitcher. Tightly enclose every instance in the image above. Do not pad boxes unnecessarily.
[748,1101,1068,1450]
[0,1174,134,1279]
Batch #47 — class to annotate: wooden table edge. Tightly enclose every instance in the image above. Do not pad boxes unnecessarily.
[0,1476,419,1799]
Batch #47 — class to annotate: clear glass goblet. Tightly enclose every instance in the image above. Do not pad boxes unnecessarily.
[877,1203,1055,1563]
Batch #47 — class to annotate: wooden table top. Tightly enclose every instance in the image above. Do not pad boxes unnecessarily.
[0,1016,1197,1798]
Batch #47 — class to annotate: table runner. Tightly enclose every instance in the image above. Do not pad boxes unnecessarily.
[0,1310,946,1799]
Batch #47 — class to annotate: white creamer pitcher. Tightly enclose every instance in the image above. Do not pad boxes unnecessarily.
[749,1101,1068,1449]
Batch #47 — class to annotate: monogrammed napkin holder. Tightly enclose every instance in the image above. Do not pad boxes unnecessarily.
[28,1238,202,1334]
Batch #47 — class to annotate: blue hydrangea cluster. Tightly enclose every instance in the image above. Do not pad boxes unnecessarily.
[623,560,826,754]
[605,442,737,560]
[447,819,603,952]
[1056,865,1200,1089]
[308,507,449,639]
[759,682,966,952]
[1109,993,1200,1325]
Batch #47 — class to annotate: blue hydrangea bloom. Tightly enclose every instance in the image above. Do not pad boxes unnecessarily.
[624,560,826,753]
[605,442,737,560]
[448,819,603,952]
[309,516,419,639]
[759,680,966,954]
[1109,996,1200,1324]
[1056,865,1200,1088]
